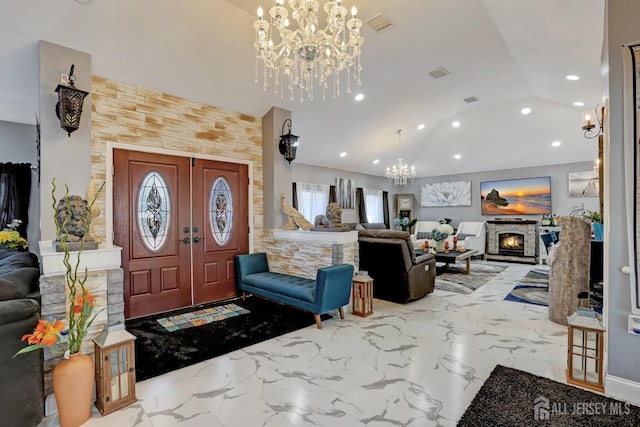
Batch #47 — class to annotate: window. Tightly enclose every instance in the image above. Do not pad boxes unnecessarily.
[363,188,383,223]
[296,183,330,222]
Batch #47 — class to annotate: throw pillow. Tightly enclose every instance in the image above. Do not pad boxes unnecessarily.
[456,233,473,241]
[416,232,429,239]
[362,223,387,230]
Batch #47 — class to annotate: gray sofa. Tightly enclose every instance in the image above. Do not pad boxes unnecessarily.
[0,247,43,427]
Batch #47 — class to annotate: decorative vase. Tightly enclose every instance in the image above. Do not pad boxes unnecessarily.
[435,239,445,253]
[53,353,95,427]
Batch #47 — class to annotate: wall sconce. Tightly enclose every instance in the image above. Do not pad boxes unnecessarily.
[55,64,89,137]
[582,105,604,139]
[279,118,300,163]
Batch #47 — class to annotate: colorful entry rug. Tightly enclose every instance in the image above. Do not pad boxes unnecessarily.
[435,262,508,294]
[505,267,550,306]
[458,365,640,426]
[157,303,250,331]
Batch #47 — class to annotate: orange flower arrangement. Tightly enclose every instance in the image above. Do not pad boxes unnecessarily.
[14,179,103,358]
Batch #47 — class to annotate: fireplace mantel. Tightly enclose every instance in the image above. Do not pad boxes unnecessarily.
[487,219,537,225]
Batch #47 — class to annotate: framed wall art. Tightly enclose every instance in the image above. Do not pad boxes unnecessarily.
[480,176,551,215]
[420,180,471,207]
[336,178,355,209]
[568,170,599,197]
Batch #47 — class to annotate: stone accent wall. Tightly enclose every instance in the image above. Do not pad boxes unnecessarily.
[263,230,358,279]
[90,76,265,250]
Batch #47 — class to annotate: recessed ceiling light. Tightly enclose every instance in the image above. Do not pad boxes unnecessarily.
[452,121,461,128]
[566,75,579,81]
[551,140,561,147]
[520,107,531,115]
[373,159,379,164]
[454,154,462,160]
[573,101,585,107]
[354,93,364,101]
[417,124,425,130]
[339,152,347,157]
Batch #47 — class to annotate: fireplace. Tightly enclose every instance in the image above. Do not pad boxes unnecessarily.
[499,232,525,256]
[486,220,538,263]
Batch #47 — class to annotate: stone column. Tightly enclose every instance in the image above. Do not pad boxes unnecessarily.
[548,216,591,325]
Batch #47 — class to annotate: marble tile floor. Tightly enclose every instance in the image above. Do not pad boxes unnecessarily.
[40,262,567,427]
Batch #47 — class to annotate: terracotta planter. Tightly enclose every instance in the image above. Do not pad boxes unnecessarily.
[435,240,445,253]
[53,353,94,427]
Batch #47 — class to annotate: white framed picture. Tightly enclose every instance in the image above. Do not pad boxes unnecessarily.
[568,171,599,197]
[421,181,471,207]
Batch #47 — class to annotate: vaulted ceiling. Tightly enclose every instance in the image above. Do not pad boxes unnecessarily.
[0,0,604,177]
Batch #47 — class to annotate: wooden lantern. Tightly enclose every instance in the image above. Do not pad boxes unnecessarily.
[566,310,605,393]
[93,325,137,415]
[352,272,374,317]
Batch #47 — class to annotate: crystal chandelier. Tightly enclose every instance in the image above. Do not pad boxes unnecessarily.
[253,0,364,102]
[385,129,416,186]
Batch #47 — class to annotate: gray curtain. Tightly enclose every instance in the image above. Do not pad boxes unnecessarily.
[0,163,32,239]
[356,187,367,224]
[292,182,298,209]
[329,185,337,203]
[382,191,390,229]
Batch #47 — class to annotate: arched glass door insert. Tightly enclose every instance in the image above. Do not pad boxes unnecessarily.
[210,177,233,246]
[137,171,170,252]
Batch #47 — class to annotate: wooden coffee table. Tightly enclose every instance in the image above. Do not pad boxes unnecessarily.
[433,249,478,274]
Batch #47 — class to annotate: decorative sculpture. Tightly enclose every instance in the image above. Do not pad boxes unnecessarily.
[280,193,313,230]
[312,203,348,231]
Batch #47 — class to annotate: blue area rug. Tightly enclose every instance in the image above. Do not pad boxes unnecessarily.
[504,268,549,306]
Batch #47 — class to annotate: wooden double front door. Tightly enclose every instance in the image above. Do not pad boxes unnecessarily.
[113,150,249,319]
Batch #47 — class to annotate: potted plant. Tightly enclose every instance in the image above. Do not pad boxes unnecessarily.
[393,217,417,231]
[431,223,454,252]
[14,179,104,427]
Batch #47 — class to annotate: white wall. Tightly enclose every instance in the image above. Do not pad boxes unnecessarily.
[294,161,599,228]
[604,0,640,389]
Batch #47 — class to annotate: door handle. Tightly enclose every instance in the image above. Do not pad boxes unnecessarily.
[183,227,190,233]
[193,237,201,244]
[193,226,199,233]
[182,237,190,244]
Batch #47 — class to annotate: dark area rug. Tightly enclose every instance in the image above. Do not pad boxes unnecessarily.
[435,261,507,294]
[504,267,550,306]
[126,296,329,381]
[458,365,640,426]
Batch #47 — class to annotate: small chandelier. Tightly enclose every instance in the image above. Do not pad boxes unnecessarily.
[385,129,416,186]
[253,0,364,102]
[55,64,89,137]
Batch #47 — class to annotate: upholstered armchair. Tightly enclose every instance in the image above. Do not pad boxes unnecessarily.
[454,221,487,256]
[410,221,440,249]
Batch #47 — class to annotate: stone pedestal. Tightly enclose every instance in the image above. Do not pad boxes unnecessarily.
[38,241,123,414]
[548,217,591,325]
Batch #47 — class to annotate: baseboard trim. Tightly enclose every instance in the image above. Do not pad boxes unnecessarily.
[605,374,640,406]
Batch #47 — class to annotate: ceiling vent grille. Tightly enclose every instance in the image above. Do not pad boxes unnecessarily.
[463,96,479,103]
[428,67,450,79]
[366,13,394,32]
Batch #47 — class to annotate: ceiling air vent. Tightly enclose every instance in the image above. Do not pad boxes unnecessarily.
[428,67,450,79]
[463,96,479,104]
[366,13,394,32]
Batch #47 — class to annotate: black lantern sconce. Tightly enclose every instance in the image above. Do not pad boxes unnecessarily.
[55,64,89,137]
[279,118,300,163]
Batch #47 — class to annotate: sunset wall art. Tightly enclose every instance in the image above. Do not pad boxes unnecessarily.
[480,177,552,215]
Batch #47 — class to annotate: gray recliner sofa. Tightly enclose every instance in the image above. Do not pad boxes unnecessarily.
[0,247,43,427]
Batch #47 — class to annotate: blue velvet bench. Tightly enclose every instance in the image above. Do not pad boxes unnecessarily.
[235,253,354,329]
